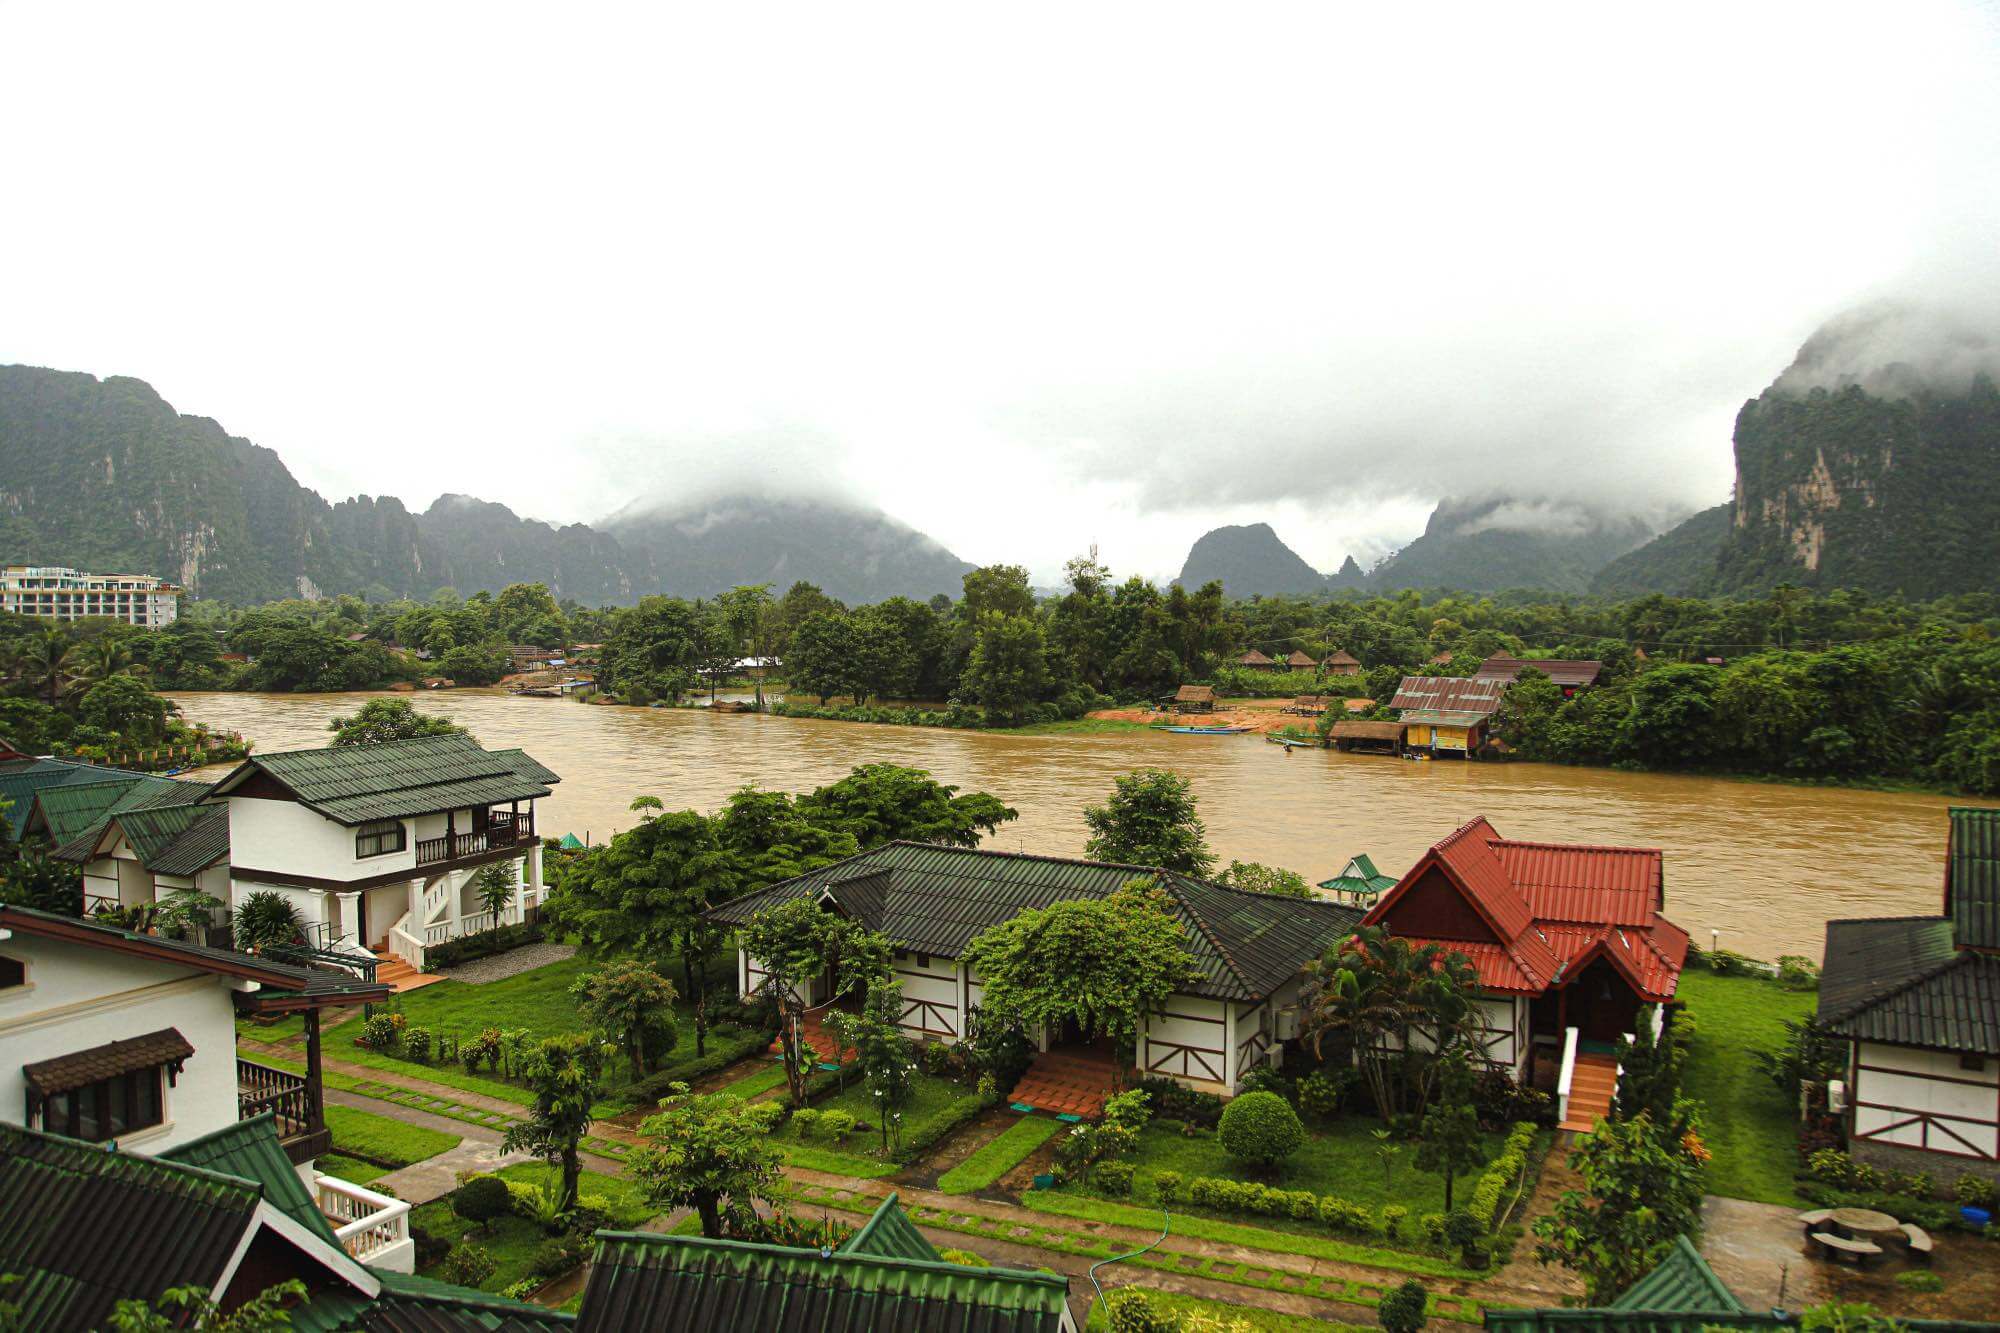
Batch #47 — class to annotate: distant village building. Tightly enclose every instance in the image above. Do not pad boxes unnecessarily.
[508,644,564,671]
[1234,649,1278,670]
[1362,816,1688,1133]
[1473,655,1603,698]
[0,564,181,626]
[1389,675,1508,756]
[1817,807,2000,1183]
[1284,694,1329,716]
[1321,650,1362,676]
[1328,719,1405,755]
[1283,649,1317,670]
[1171,683,1216,713]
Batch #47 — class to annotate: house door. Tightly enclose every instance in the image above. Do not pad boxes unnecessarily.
[1572,960,1640,1046]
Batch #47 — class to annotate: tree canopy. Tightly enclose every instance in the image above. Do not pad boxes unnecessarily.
[1082,769,1216,875]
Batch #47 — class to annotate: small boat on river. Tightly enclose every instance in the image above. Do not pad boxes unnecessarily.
[1156,724,1253,735]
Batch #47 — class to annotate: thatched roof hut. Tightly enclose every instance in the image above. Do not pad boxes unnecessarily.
[1284,650,1317,669]
[1235,649,1277,669]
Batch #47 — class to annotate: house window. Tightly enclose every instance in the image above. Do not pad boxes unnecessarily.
[355,819,406,859]
[44,1067,164,1142]
[0,955,22,989]
[916,953,931,970]
[1962,1054,1988,1074]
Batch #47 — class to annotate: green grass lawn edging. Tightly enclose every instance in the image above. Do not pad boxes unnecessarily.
[716,1064,788,1101]
[325,1103,460,1169]
[1677,968,1815,1206]
[1084,1288,1373,1332]
[938,1116,1060,1194]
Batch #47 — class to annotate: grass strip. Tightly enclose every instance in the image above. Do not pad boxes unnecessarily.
[717,1065,788,1101]
[324,1103,460,1167]
[1019,1190,1480,1282]
[318,1152,390,1185]
[937,1116,1060,1194]
[777,1141,902,1179]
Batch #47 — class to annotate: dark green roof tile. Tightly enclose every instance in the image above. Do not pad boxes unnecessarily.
[709,841,1361,1002]
[1948,806,2000,950]
[1609,1236,1742,1313]
[1818,916,2000,1053]
[162,1112,341,1245]
[837,1193,942,1263]
[219,734,554,826]
[579,1229,1069,1333]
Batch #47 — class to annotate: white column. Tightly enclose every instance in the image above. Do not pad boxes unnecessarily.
[1222,1001,1237,1094]
[407,877,424,928]
[335,891,363,950]
[527,842,544,905]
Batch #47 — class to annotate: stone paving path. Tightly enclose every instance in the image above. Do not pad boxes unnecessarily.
[437,941,576,985]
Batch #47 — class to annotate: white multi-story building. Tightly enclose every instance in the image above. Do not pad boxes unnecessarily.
[1,563,182,625]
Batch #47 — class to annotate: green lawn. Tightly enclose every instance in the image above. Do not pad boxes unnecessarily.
[411,1164,655,1293]
[1085,1288,1371,1332]
[813,1072,983,1154]
[716,1063,788,1100]
[325,1104,460,1168]
[1077,1115,1500,1219]
[318,1152,390,1184]
[1677,967,1816,1205]
[938,1116,1059,1194]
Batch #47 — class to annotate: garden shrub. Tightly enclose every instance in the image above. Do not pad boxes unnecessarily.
[1382,1204,1408,1239]
[1104,1289,1180,1333]
[1135,1076,1224,1129]
[1776,955,1821,991]
[460,1028,503,1073]
[1297,1069,1350,1118]
[1954,1174,1996,1208]
[893,1087,998,1164]
[435,1243,497,1287]
[1443,1208,1486,1266]
[1152,1170,1184,1204]
[1420,1212,1447,1245]
[425,921,544,969]
[1378,1280,1429,1333]
[1236,1065,1294,1104]
[790,1108,822,1139]
[820,1109,858,1143]
[1218,1090,1305,1169]
[401,1026,433,1063]
[501,1279,542,1301]
[742,1101,787,1135]
[1316,1196,1372,1234]
[452,1175,512,1233]
[358,1014,403,1052]
[1895,1271,1944,1294]
[1095,1160,1135,1196]
[529,1233,588,1280]
[922,1041,953,1076]
[938,1248,991,1268]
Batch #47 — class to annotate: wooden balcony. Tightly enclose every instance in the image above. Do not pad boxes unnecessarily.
[414,810,537,868]
[240,1056,330,1163]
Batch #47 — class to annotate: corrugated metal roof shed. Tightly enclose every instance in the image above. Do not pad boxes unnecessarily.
[1399,709,1491,727]
[709,842,1360,1002]
[1473,656,1604,689]
[1389,675,1507,716]
[578,1231,1070,1333]
[1609,1235,1744,1314]
[837,1193,942,1263]
[163,1112,341,1245]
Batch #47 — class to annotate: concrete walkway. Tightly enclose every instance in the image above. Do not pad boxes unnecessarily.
[324,1086,627,1189]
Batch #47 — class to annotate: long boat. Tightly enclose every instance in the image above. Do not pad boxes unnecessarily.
[1154,724,1253,735]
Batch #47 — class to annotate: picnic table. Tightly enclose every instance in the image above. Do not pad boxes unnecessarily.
[1829,1206,1901,1239]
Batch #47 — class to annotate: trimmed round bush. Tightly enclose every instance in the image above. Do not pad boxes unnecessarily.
[1094,1160,1135,1196]
[1218,1090,1305,1170]
[1378,1279,1430,1333]
[452,1174,513,1233]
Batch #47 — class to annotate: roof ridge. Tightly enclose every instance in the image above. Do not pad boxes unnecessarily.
[1494,836,1662,857]
[591,1228,1069,1288]
[253,731,481,761]
[1821,947,1971,1025]
[880,838,1192,880]
[2,1119,267,1195]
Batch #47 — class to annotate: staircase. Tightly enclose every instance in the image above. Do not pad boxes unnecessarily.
[1559,1052,1618,1133]
[369,944,444,995]
[1006,1049,1119,1120]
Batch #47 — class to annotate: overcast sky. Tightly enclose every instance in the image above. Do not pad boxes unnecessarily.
[3,2,1995,585]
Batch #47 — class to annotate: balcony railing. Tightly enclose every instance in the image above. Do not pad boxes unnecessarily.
[316,1174,413,1266]
[239,1057,315,1141]
[414,811,536,867]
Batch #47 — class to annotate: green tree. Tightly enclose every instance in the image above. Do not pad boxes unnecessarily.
[715,583,777,707]
[544,807,740,1055]
[786,609,859,703]
[854,978,918,1156]
[962,882,1195,1083]
[75,676,173,747]
[1532,1111,1707,1302]
[570,963,680,1077]
[601,595,706,703]
[960,564,1037,621]
[326,698,464,746]
[0,847,82,915]
[472,862,515,924]
[961,612,1051,724]
[740,897,893,1104]
[17,628,74,706]
[500,1032,605,1212]
[106,1279,306,1332]
[1376,1280,1429,1333]
[493,582,566,645]
[799,763,1016,850]
[1219,860,1312,897]
[715,785,860,888]
[631,1081,786,1238]
[1082,769,1216,875]
[1415,1052,1482,1211]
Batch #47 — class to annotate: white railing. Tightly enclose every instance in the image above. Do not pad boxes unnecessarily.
[1556,1025,1580,1125]
[316,1174,413,1270]
[387,911,427,971]
[421,874,454,926]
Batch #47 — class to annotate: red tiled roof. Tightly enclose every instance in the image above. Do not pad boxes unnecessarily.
[1363,817,1684,1002]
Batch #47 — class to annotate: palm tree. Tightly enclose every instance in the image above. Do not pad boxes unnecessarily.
[1298,924,1481,1122]
[62,635,147,696]
[15,628,73,707]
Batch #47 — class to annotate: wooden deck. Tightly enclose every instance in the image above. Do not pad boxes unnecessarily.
[1007,1047,1121,1120]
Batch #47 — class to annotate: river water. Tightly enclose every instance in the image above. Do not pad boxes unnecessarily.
[168,690,1961,963]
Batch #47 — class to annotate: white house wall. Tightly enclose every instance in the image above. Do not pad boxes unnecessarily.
[1140,995,1229,1088]
[890,950,962,1038]
[224,799,376,879]
[0,935,242,1152]
[1854,1041,2000,1160]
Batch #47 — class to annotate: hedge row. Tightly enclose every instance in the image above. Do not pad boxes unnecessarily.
[424,922,544,969]
[1468,1122,1539,1229]
[1157,1172,1416,1244]
[891,1088,1000,1164]
[601,1024,774,1111]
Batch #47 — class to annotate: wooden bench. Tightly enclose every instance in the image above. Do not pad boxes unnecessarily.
[1809,1232,1883,1266]
[1899,1223,1934,1263]
[1797,1209,1834,1236]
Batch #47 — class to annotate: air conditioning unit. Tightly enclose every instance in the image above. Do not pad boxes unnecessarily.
[1275,1006,1300,1041]
[1827,1079,1848,1113]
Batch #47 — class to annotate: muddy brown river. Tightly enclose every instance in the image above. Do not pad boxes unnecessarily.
[169,690,1962,963]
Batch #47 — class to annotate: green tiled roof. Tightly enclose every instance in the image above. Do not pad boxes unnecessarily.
[708,842,1363,1002]
[1318,852,1399,896]
[1947,806,2000,950]
[147,805,231,876]
[1608,1236,1742,1314]
[489,747,561,786]
[837,1192,942,1262]
[0,757,156,840]
[217,733,555,826]
[578,1230,1070,1333]
[162,1112,341,1246]
[1817,916,2000,1053]
[0,1121,261,1330]
[292,1269,573,1332]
